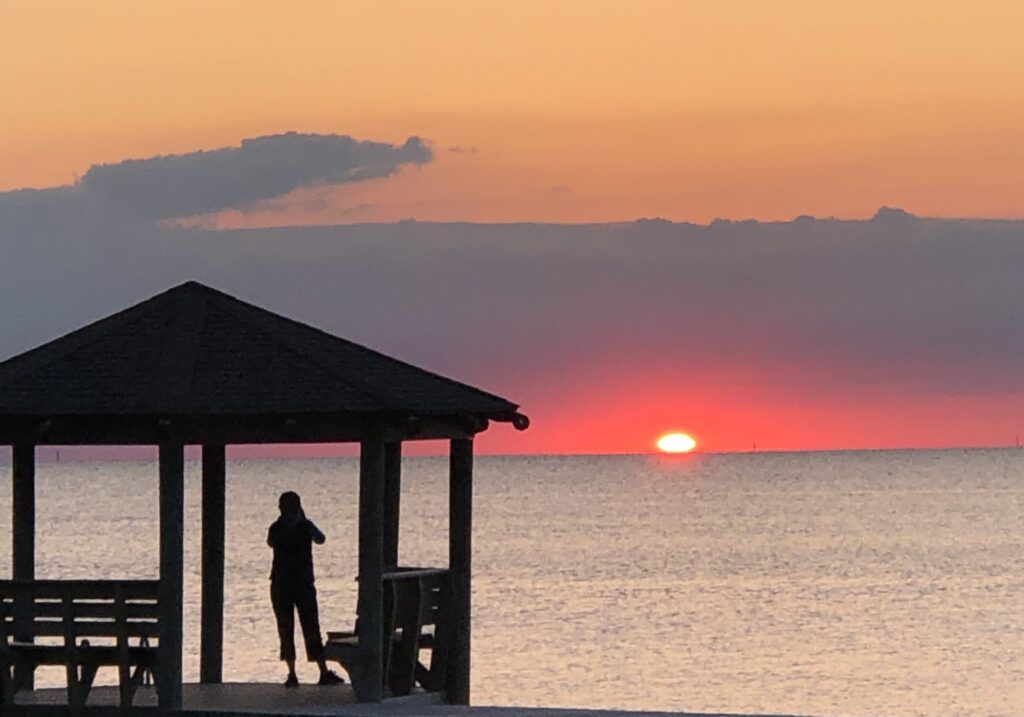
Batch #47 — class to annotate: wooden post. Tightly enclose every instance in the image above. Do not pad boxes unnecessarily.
[448,438,473,705]
[12,443,35,689]
[383,442,402,569]
[200,444,226,684]
[357,436,386,702]
[12,444,35,581]
[157,442,184,712]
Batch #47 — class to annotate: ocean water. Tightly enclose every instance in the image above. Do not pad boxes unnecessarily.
[1,449,1023,717]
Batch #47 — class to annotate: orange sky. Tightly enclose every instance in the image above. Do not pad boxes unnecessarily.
[5,1,1024,223]
[4,2,1024,456]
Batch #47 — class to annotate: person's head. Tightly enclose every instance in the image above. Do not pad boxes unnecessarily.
[278,491,302,516]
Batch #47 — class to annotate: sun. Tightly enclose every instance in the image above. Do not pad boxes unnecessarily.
[656,432,697,454]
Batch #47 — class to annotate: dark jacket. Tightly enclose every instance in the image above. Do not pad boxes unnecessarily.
[267,515,325,584]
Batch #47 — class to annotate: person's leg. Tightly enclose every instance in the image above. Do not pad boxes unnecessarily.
[295,583,343,683]
[271,582,299,686]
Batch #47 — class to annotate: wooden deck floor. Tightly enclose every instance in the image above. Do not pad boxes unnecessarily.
[12,682,442,716]
[11,684,810,717]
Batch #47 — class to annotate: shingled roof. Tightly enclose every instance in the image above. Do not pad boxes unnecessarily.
[0,282,522,429]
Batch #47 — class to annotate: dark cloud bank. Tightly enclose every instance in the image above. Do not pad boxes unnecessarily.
[2,134,1024,430]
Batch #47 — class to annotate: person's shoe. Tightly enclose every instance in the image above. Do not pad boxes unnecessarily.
[284,674,299,689]
[318,670,345,686]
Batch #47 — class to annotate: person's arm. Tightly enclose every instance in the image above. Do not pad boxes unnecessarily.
[267,523,277,548]
[307,520,326,545]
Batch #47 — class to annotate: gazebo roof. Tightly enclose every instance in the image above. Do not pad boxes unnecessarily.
[0,281,525,444]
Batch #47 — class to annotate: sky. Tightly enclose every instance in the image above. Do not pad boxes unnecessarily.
[2,2,1024,454]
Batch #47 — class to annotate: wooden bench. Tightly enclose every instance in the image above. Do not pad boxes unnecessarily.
[0,580,159,714]
[326,567,450,700]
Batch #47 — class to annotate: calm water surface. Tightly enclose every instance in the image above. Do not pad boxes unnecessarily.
[1,449,1023,717]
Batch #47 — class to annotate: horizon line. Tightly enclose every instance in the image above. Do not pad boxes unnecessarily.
[190,207,1024,233]
[4,442,1021,466]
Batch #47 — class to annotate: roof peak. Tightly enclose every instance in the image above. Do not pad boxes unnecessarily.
[166,279,222,295]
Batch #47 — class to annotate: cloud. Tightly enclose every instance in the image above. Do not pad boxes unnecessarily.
[340,202,375,217]
[239,196,330,215]
[78,132,431,220]
[4,134,1024,450]
[540,184,571,194]
[447,145,479,154]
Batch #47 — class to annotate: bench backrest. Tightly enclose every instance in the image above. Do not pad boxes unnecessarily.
[381,568,450,693]
[384,568,449,630]
[0,580,160,645]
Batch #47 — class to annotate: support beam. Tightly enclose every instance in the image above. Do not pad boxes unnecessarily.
[357,437,386,702]
[383,442,402,569]
[448,438,473,705]
[200,444,226,684]
[12,443,36,689]
[157,443,184,712]
[12,444,35,581]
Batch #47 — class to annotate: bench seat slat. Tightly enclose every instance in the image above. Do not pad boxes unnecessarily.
[7,644,157,661]
[4,602,158,619]
[3,621,160,639]
[0,580,160,600]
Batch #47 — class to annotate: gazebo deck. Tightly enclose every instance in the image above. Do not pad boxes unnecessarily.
[13,682,444,716]
[10,686,817,717]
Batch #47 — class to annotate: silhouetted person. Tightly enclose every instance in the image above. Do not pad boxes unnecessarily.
[267,491,344,688]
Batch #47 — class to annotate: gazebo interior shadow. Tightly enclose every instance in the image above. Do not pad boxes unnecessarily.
[0,281,527,714]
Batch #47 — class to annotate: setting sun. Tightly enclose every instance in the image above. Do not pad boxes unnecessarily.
[656,432,698,453]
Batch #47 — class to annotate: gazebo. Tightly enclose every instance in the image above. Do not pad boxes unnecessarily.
[0,281,528,711]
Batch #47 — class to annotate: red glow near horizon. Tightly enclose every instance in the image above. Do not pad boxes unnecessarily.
[464,366,1024,455]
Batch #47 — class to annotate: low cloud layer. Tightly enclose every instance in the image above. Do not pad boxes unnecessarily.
[78,133,431,220]
[2,136,1024,451]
